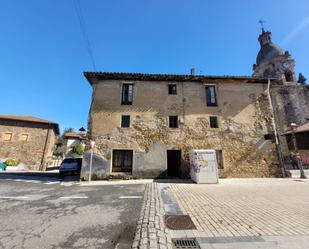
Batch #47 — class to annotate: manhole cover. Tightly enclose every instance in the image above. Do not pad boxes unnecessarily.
[173,238,200,249]
[165,215,196,230]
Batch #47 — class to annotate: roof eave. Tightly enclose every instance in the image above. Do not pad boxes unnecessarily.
[84,71,271,84]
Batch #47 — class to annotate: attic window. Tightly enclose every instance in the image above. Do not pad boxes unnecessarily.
[19,134,29,142]
[3,132,12,141]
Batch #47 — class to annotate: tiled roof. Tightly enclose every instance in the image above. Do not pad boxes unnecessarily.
[0,114,60,134]
[64,132,86,140]
[84,72,271,84]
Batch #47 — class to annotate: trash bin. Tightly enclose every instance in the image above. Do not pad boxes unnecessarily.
[190,149,219,184]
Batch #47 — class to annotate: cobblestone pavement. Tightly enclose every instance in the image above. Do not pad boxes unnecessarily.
[132,183,172,249]
[169,178,309,248]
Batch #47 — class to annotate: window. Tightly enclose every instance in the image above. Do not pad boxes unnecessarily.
[169,116,178,128]
[121,115,130,128]
[112,150,133,172]
[210,116,218,128]
[121,83,133,105]
[3,132,12,141]
[216,150,224,169]
[205,85,218,106]
[19,134,28,142]
[168,84,177,95]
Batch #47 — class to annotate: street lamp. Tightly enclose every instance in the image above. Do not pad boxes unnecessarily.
[79,127,86,134]
[290,123,307,179]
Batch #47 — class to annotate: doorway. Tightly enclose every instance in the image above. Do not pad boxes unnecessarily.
[167,150,181,177]
[112,150,133,172]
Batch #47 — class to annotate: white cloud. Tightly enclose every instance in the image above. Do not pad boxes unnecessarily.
[281,16,309,46]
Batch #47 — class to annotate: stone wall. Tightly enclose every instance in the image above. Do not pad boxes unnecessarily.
[271,84,309,156]
[0,120,57,170]
[86,79,281,178]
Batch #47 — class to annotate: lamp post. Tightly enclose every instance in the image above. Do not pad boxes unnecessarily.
[89,140,95,182]
[291,123,307,179]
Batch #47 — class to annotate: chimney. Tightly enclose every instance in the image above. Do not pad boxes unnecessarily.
[190,68,196,76]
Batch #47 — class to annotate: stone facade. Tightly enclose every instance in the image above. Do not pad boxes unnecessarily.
[270,84,309,160]
[81,28,308,179]
[0,117,59,170]
[82,74,281,179]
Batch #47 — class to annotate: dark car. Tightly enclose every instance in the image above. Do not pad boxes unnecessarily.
[59,158,82,177]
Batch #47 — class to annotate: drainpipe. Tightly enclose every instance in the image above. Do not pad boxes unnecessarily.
[40,123,51,171]
[267,79,286,177]
[181,82,185,121]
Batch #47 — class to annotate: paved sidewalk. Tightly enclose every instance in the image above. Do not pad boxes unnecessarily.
[168,178,309,249]
[132,183,172,249]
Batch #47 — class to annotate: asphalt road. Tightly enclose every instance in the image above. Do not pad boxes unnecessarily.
[0,174,145,249]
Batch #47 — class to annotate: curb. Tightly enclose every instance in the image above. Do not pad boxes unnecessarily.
[0,172,59,178]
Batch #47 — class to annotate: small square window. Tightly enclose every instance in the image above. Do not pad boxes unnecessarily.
[19,134,28,142]
[168,84,177,95]
[121,115,130,128]
[169,116,178,128]
[210,116,218,128]
[3,132,12,141]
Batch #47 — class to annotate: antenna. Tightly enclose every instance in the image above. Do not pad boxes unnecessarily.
[259,20,266,32]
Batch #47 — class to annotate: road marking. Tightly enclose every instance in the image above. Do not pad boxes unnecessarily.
[119,196,143,199]
[0,196,29,200]
[59,196,88,199]
[45,181,61,185]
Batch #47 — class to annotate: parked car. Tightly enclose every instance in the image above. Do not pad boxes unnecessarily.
[0,162,6,171]
[59,158,82,177]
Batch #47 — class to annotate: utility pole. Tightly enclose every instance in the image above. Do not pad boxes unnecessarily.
[89,140,95,182]
[267,79,286,177]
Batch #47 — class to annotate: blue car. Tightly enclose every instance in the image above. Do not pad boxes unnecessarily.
[0,162,6,171]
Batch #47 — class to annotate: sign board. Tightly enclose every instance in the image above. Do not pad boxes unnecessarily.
[89,140,95,149]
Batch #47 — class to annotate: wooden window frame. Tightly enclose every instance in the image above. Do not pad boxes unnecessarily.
[205,85,218,107]
[216,150,224,169]
[111,149,134,173]
[121,115,130,128]
[169,116,179,128]
[121,83,133,105]
[209,116,219,128]
[168,84,177,95]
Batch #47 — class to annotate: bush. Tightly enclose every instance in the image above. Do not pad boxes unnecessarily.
[73,143,85,155]
[4,159,20,166]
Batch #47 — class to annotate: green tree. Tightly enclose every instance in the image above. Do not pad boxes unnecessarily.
[73,143,85,155]
[61,127,75,138]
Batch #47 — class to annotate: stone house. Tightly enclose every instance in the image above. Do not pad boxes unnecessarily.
[0,115,60,170]
[64,132,86,156]
[81,29,308,179]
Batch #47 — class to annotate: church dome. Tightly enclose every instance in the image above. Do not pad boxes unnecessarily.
[256,43,284,65]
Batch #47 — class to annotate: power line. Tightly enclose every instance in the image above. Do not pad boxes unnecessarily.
[73,0,97,70]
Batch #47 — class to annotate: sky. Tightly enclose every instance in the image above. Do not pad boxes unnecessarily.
[1,0,309,133]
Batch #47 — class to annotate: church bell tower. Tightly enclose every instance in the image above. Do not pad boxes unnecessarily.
[253,27,296,83]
